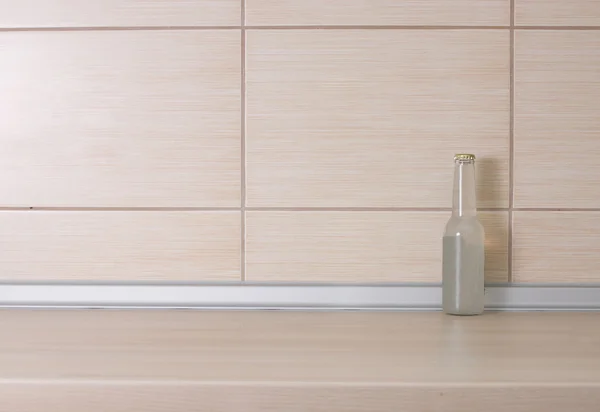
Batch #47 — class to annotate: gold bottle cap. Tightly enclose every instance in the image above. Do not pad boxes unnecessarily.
[454,153,476,161]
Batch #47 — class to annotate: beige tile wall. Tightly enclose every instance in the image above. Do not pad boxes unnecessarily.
[0,0,598,284]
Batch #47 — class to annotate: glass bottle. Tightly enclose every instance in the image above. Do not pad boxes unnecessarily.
[442,154,485,315]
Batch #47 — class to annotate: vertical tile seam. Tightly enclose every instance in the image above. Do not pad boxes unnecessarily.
[240,0,247,281]
[508,0,515,282]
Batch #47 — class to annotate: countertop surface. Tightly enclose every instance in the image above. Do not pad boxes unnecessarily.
[2,310,600,384]
[2,310,600,411]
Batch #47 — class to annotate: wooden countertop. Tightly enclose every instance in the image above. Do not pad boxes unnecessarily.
[1,310,599,411]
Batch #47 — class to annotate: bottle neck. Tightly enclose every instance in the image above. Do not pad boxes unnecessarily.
[452,160,477,217]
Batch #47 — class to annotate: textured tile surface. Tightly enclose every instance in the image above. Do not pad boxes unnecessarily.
[246,0,509,26]
[0,0,240,27]
[0,31,241,207]
[0,212,241,281]
[246,211,508,283]
[246,30,510,208]
[516,0,600,26]
[514,31,600,208]
[513,212,600,283]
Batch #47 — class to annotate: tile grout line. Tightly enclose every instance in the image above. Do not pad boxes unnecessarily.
[240,0,247,282]
[0,207,242,212]
[3,26,600,32]
[512,25,600,30]
[245,207,506,212]
[248,25,600,30]
[246,25,511,30]
[512,208,600,212]
[3,207,600,212]
[508,0,516,283]
[0,207,599,212]
[0,26,241,31]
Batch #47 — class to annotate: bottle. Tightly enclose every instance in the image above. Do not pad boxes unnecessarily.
[442,154,485,315]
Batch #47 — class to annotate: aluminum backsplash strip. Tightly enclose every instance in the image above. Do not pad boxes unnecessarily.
[0,284,599,310]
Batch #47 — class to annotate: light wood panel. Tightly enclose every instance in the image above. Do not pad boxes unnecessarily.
[516,0,600,26]
[514,31,600,208]
[0,0,240,27]
[513,212,600,283]
[246,211,508,283]
[0,212,241,281]
[246,0,509,26]
[3,384,600,412]
[3,310,600,410]
[1,310,600,384]
[246,30,510,208]
[0,31,240,207]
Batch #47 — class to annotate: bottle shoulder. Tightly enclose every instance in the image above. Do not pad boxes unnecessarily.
[443,215,485,237]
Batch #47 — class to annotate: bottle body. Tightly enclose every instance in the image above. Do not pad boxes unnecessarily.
[442,154,485,316]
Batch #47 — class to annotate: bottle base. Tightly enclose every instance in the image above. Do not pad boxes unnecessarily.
[444,311,484,316]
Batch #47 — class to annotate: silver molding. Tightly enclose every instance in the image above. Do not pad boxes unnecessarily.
[0,284,599,310]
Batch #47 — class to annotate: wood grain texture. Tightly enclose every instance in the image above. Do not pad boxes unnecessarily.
[246,30,510,208]
[246,0,509,26]
[3,310,599,410]
[245,211,508,283]
[0,0,240,27]
[513,212,600,283]
[514,31,600,208]
[1,310,600,383]
[0,31,240,207]
[0,212,241,281]
[1,311,600,412]
[3,384,600,412]
[516,0,600,26]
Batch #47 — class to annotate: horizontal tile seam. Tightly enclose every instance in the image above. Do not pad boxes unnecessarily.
[0,207,598,212]
[247,26,600,30]
[3,378,600,387]
[1,281,595,287]
[1,379,598,388]
[2,26,600,32]
[245,208,505,212]
[0,26,241,31]
[246,25,510,30]
[0,207,242,212]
